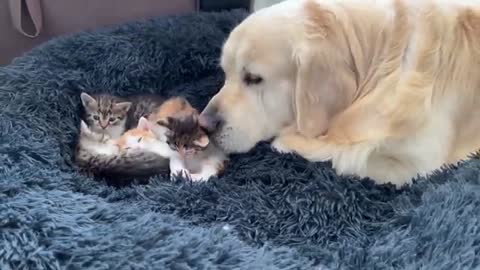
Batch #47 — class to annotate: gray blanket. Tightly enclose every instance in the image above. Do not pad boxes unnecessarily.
[1,10,479,270]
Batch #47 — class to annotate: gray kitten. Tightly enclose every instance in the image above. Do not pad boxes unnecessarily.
[80,92,165,139]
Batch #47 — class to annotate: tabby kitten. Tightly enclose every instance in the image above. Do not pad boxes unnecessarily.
[75,120,169,179]
[80,93,130,139]
[80,92,165,139]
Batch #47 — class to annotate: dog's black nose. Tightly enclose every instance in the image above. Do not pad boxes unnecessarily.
[199,113,223,133]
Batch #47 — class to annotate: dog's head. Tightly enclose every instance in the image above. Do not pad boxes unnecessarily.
[201,1,357,153]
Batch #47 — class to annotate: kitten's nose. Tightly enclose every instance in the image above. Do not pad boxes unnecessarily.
[199,112,223,133]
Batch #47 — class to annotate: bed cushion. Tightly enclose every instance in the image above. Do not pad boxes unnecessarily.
[1,9,480,270]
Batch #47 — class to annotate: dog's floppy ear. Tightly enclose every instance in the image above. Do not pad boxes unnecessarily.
[292,1,357,138]
[293,45,356,138]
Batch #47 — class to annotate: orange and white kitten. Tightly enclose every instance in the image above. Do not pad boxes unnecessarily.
[82,96,228,181]
[116,117,172,155]
[115,117,192,179]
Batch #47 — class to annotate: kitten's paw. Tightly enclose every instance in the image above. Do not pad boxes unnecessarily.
[170,169,192,181]
[190,173,211,182]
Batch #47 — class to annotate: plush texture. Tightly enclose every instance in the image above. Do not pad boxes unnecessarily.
[1,9,480,270]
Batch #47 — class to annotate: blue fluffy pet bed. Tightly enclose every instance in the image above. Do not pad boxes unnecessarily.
[1,9,480,270]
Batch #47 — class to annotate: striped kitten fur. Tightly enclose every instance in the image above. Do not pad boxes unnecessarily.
[75,120,169,179]
[80,92,166,139]
[76,94,226,181]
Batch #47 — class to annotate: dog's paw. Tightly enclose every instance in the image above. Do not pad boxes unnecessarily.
[271,137,294,154]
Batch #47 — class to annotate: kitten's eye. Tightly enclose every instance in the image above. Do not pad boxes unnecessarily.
[93,115,100,121]
[243,72,263,85]
[109,117,116,123]
[137,137,143,143]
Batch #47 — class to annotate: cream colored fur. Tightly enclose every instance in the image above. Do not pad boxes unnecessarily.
[201,0,480,186]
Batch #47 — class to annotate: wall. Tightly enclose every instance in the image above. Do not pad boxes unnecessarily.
[0,0,196,66]
[253,0,285,10]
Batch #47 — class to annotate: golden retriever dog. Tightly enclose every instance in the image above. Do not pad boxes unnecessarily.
[200,0,480,186]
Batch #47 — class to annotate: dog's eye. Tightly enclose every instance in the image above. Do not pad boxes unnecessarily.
[243,72,263,85]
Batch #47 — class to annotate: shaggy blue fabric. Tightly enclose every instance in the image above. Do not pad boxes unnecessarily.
[1,9,480,270]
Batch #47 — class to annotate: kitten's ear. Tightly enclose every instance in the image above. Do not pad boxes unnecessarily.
[194,135,210,148]
[80,92,97,109]
[115,102,132,113]
[137,117,152,131]
[156,117,172,127]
